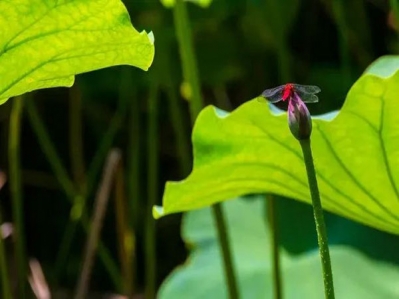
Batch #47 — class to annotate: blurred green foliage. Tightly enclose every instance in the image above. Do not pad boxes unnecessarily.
[159,196,399,298]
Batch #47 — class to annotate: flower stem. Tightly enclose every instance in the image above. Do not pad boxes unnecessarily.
[299,138,335,299]
[173,1,239,298]
[265,194,282,299]
[9,96,27,298]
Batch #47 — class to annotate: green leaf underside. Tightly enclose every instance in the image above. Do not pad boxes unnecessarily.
[159,198,399,298]
[160,0,212,8]
[0,0,155,103]
[157,56,399,235]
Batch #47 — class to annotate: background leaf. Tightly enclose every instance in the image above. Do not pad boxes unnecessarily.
[160,0,212,8]
[0,0,155,104]
[156,56,399,235]
[159,197,399,298]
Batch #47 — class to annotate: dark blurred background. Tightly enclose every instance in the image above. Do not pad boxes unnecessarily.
[1,0,399,297]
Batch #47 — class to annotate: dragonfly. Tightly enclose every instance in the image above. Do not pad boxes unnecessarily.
[260,83,321,103]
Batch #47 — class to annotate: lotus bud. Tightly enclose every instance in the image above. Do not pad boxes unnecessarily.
[287,93,312,140]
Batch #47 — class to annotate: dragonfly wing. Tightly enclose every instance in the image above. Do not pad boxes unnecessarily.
[300,93,319,103]
[294,84,321,94]
[266,93,285,103]
[261,84,285,97]
[261,85,285,103]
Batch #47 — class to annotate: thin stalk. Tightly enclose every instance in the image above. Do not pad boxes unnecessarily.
[331,0,351,84]
[173,0,239,298]
[56,87,127,284]
[145,82,159,299]
[268,0,290,83]
[85,77,129,198]
[125,69,141,231]
[391,0,399,24]
[25,100,76,198]
[0,209,12,299]
[69,83,86,191]
[265,2,286,296]
[9,96,27,298]
[212,204,239,299]
[162,44,191,175]
[124,69,141,296]
[25,100,121,290]
[173,0,203,120]
[75,149,121,299]
[114,162,135,296]
[299,139,335,299]
[165,84,191,175]
[265,195,282,299]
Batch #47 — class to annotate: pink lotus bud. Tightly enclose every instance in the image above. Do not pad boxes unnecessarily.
[287,93,312,140]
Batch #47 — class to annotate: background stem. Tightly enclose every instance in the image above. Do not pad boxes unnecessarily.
[8,96,26,299]
[265,194,282,299]
[172,0,240,298]
[165,84,191,175]
[114,161,134,296]
[299,138,335,299]
[173,0,203,120]
[69,83,86,191]
[25,99,121,290]
[145,82,159,299]
[212,204,239,299]
[75,149,121,299]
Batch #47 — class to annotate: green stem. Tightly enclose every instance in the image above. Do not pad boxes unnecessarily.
[125,69,141,231]
[268,0,290,83]
[125,69,140,294]
[25,100,76,199]
[266,2,286,295]
[25,100,121,291]
[299,139,335,299]
[75,150,121,299]
[9,96,26,298]
[172,0,239,297]
[173,0,203,120]
[145,83,159,299]
[390,0,399,29]
[69,83,86,191]
[0,209,12,299]
[331,0,351,84]
[114,162,135,296]
[265,194,282,299]
[165,84,191,175]
[212,204,239,299]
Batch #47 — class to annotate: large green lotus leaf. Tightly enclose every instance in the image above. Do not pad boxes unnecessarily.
[160,0,212,8]
[158,197,399,299]
[0,0,154,104]
[155,56,399,235]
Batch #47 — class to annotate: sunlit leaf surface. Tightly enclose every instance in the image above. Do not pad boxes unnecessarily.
[156,56,399,234]
[0,0,155,103]
[159,197,399,298]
